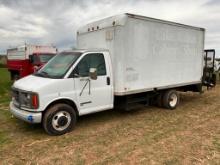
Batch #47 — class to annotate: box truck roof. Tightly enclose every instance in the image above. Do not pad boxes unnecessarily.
[78,13,205,35]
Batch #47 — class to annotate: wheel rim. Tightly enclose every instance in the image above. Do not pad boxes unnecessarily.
[169,93,178,107]
[52,111,71,131]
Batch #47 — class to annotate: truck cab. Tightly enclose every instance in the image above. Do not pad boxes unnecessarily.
[10,50,114,135]
[7,44,57,80]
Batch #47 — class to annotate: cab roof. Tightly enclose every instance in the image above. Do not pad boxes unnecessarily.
[61,49,109,54]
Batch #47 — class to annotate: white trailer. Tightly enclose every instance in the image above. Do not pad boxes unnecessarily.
[10,14,208,135]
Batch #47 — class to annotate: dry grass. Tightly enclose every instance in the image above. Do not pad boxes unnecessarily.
[0,75,219,164]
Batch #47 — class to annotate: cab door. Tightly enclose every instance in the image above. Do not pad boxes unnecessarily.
[73,53,113,115]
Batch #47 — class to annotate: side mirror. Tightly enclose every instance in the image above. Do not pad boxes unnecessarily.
[89,68,97,80]
[29,55,34,64]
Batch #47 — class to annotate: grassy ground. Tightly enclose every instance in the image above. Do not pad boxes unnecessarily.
[0,68,11,105]
[0,68,219,164]
[0,57,6,68]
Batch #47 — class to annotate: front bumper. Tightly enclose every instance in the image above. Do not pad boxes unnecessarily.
[10,102,42,123]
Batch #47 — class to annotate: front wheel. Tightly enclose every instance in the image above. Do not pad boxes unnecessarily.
[162,90,179,110]
[43,104,77,135]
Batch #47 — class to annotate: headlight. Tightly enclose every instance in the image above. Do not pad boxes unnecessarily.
[20,92,39,109]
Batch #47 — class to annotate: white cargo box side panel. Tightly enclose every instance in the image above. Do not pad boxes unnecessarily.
[122,17,204,94]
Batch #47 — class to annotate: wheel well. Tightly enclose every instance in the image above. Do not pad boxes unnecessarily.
[44,99,79,116]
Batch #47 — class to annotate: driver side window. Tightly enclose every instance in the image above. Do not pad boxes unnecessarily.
[74,53,106,77]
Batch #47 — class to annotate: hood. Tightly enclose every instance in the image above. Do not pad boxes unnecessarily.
[13,75,56,92]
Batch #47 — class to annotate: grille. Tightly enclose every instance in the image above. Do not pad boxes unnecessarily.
[11,88,33,109]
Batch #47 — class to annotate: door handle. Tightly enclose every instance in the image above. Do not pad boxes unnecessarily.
[107,77,110,85]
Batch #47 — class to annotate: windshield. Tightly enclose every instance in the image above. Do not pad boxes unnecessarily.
[39,54,55,63]
[34,52,81,79]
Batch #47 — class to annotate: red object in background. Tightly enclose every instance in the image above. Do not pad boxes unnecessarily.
[7,59,32,79]
[6,44,57,80]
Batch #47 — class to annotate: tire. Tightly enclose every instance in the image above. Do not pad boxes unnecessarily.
[10,72,19,81]
[13,74,19,81]
[162,90,179,110]
[43,104,77,136]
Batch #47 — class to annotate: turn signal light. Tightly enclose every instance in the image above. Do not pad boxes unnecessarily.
[32,94,38,109]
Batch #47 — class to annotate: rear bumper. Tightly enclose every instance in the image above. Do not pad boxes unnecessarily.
[9,102,42,123]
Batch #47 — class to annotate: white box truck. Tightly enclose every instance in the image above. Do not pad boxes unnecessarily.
[10,14,211,135]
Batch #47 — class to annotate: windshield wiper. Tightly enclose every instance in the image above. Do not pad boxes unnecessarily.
[34,71,49,78]
[41,71,49,76]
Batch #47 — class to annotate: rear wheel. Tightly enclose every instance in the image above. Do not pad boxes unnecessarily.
[162,90,179,110]
[43,104,77,135]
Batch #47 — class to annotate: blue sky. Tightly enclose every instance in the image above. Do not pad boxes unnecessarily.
[0,0,219,56]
